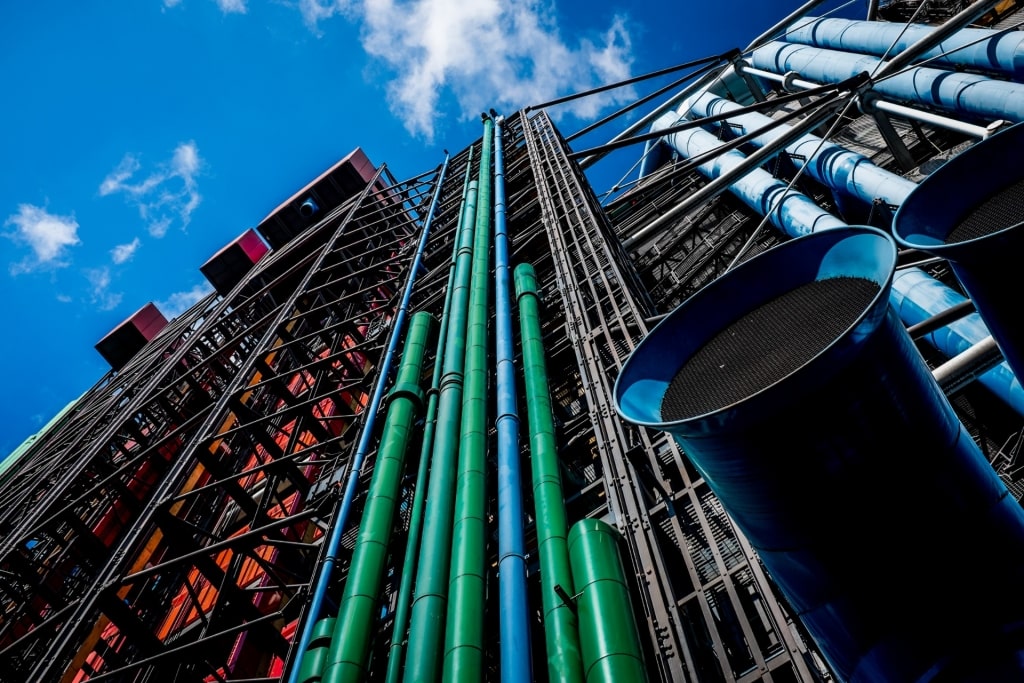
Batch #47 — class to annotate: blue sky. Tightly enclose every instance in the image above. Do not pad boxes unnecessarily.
[0,0,864,456]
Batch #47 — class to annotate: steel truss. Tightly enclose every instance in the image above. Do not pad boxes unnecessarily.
[516,110,824,683]
[0,160,458,682]
[11,90,1022,682]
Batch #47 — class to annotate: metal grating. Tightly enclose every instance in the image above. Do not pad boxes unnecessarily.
[662,277,879,421]
[947,177,1024,243]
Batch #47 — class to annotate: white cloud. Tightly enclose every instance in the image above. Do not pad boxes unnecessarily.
[99,155,143,196]
[56,294,73,303]
[297,0,353,32]
[300,0,636,140]
[111,237,142,264]
[86,267,124,311]
[99,141,204,237]
[172,142,201,176]
[4,204,81,274]
[164,0,183,7]
[158,281,215,318]
[148,217,172,238]
[216,0,247,13]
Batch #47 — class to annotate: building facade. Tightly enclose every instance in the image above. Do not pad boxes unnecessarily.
[4,2,1024,681]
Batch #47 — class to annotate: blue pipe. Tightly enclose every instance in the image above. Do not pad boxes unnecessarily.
[650,110,847,235]
[287,153,450,683]
[681,91,918,207]
[890,268,1024,413]
[493,115,533,683]
[652,109,1024,414]
[893,121,1024,392]
[750,41,1024,122]
[489,114,532,683]
[638,139,671,179]
[783,16,1024,79]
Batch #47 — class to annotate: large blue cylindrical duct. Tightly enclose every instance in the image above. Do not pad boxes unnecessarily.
[681,91,917,207]
[783,16,1024,79]
[614,227,1024,682]
[894,121,1024,385]
[651,110,847,235]
[750,41,1024,122]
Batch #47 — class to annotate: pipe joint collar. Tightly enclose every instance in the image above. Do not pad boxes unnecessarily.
[513,263,540,301]
[781,71,803,93]
[387,381,426,413]
[858,89,881,116]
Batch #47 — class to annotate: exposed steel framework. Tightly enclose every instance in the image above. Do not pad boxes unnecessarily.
[6,6,1024,676]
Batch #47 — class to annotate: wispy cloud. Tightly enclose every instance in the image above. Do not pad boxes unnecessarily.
[158,281,214,318]
[216,0,247,13]
[147,217,172,238]
[3,204,82,275]
[86,267,124,311]
[297,0,352,30]
[298,0,635,141]
[163,0,183,7]
[111,237,142,264]
[99,141,204,237]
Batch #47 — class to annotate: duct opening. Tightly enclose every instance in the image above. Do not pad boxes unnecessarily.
[947,178,1024,244]
[661,277,879,421]
[299,197,320,218]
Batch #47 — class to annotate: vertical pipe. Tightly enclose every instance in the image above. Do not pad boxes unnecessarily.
[321,311,436,683]
[515,263,585,683]
[288,154,450,683]
[492,115,532,683]
[568,520,647,683]
[296,618,335,683]
[385,148,475,683]
[403,173,480,683]
[443,115,494,683]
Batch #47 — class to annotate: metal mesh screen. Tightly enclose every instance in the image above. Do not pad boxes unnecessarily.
[948,178,1024,244]
[661,277,879,421]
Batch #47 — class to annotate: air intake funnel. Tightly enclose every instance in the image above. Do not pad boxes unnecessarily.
[614,227,1024,682]
[894,122,1024,382]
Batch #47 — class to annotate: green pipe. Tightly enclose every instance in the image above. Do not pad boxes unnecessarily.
[403,171,481,683]
[514,263,585,683]
[443,115,494,683]
[567,519,647,683]
[385,148,475,683]
[296,617,335,683]
[321,311,435,683]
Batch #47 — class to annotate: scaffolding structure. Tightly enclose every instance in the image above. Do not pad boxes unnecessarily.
[6,4,1024,682]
